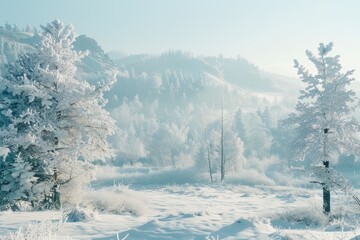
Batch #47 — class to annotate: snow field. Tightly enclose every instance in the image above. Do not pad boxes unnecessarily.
[1,172,360,239]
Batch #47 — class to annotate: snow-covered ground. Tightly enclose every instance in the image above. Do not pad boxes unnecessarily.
[1,167,360,240]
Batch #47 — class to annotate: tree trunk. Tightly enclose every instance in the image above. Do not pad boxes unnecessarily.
[323,126,330,214]
[52,168,61,210]
[158,147,163,167]
[220,96,225,182]
[323,160,330,214]
[171,151,176,168]
[207,146,213,183]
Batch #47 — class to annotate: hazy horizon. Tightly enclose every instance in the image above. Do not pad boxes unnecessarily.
[1,0,360,79]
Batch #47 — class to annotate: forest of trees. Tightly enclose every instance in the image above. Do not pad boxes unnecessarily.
[0,20,359,216]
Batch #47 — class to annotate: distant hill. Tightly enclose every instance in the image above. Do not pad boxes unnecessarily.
[0,25,117,86]
[0,25,299,113]
[0,26,38,64]
[106,50,299,111]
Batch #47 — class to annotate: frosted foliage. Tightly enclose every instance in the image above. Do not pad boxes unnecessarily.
[7,153,38,203]
[112,96,158,159]
[225,132,245,171]
[0,219,61,240]
[66,206,95,222]
[0,147,9,160]
[195,118,245,175]
[283,42,360,164]
[0,20,116,208]
[243,112,272,158]
[57,160,94,204]
[311,166,354,195]
[195,128,220,173]
[149,122,188,167]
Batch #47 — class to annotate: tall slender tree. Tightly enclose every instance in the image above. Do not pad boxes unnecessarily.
[220,95,225,182]
[283,42,360,214]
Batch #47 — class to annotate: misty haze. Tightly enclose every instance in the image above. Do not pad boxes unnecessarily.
[0,1,360,239]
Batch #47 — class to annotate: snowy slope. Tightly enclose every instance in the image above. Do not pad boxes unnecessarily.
[112,51,300,94]
[106,51,299,113]
[0,28,38,64]
[0,27,116,87]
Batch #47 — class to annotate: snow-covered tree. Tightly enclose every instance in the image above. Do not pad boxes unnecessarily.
[224,130,245,172]
[149,122,188,167]
[195,145,212,182]
[0,20,116,209]
[257,106,274,130]
[194,128,220,182]
[283,42,360,214]
[233,108,247,143]
[4,153,38,209]
[243,112,272,158]
[111,96,158,165]
[195,115,245,182]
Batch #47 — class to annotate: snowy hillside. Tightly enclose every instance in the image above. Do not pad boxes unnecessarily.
[111,51,300,93]
[107,50,299,122]
[0,26,38,64]
[0,25,116,86]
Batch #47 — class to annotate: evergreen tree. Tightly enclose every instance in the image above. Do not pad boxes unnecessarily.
[244,112,272,158]
[0,20,116,209]
[283,42,360,214]
[9,153,38,208]
[234,108,247,143]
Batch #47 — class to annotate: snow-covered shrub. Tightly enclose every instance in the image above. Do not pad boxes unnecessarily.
[270,170,309,187]
[225,169,275,186]
[65,206,95,222]
[95,165,278,186]
[0,219,63,240]
[59,161,95,206]
[77,185,147,216]
[245,156,281,174]
[95,166,205,186]
[271,201,360,232]
[95,165,151,184]
[132,167,203,185]
[270,204,328,229]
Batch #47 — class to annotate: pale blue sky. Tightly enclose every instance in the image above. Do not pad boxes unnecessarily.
[1,0,360,78]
